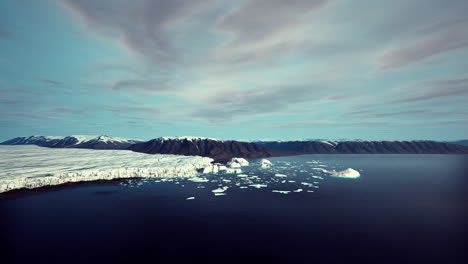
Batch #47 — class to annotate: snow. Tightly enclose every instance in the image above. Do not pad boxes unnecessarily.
[322,168,360,178]
[320,141,338,147]
[157,136,221,141]
[0,145,213,193]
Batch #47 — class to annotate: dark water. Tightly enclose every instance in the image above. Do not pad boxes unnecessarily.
[1,154,467,264]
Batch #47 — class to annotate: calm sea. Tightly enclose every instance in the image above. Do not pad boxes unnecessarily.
[1,154,467,264]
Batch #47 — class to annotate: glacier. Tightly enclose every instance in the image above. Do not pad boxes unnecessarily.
[0,145,213,193]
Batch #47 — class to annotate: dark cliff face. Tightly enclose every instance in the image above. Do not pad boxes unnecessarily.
[256,140,468,154]
[129,138,273,160]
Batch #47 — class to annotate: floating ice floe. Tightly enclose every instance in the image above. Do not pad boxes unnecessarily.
[301,182,314,187]
[237,174,248,178]
[186,197,195,200]
[249,184,268,189]
[188,176,209,183]
[0,145,213,193]
[272,190,291,194]
[226,168,242,174]
[293,189,303,193]
[275,173,287,177]
[214,193,226,196]
[212,186,229,193]
[322,168,360,178]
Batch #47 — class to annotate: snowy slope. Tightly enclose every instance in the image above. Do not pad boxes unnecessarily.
[0,135,142,149]
[0,145,213,193]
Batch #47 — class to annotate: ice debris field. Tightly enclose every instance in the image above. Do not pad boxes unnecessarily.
[0,146,361,195]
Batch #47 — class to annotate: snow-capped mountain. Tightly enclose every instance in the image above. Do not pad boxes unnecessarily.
[0,135,142,150]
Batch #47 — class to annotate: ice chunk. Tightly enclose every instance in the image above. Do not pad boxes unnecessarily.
[249,184,267,189]
[260,159,272,168]
[272,190,291,194]
[228,161,241,168]
[214,193,226,196]
[228,158,249,166]
[212,186,229,193]
[293,189,303,192]
[188,176,209,183]
[275,173,287,177]
[226,168,242,174]
[186,197,195,200]
[322,168,360,178]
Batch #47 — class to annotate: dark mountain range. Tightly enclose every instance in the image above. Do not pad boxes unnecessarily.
[255,140,468,154]
[448,140,468,147]
[128,136,274,161]
[0,135,141,150]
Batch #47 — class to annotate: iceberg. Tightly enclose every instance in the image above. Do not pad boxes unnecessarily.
[260,159,272,168]
[322,168,360,178]
[228,158,249,166]
[0,145,213,193]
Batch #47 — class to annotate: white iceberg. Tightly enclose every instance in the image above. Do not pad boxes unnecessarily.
[227,161,241,168]
[322,168,360,178]
[260,159,272,168]
[228,158,249,166]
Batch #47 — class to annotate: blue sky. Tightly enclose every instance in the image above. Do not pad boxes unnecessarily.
[1,0,467,141]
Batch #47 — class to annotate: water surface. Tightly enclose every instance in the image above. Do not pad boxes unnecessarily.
[1,154,467,263]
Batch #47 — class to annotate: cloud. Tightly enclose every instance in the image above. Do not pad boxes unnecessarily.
[58,0,214,63]
[111,79,169,93]
[40,79,65,87]
[389,78,468,104]
[375,0,468,70]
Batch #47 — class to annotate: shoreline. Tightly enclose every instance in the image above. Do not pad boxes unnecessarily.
[0,177,143,199]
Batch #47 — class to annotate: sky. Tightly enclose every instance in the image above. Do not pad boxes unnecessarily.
[1,0,467,141]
